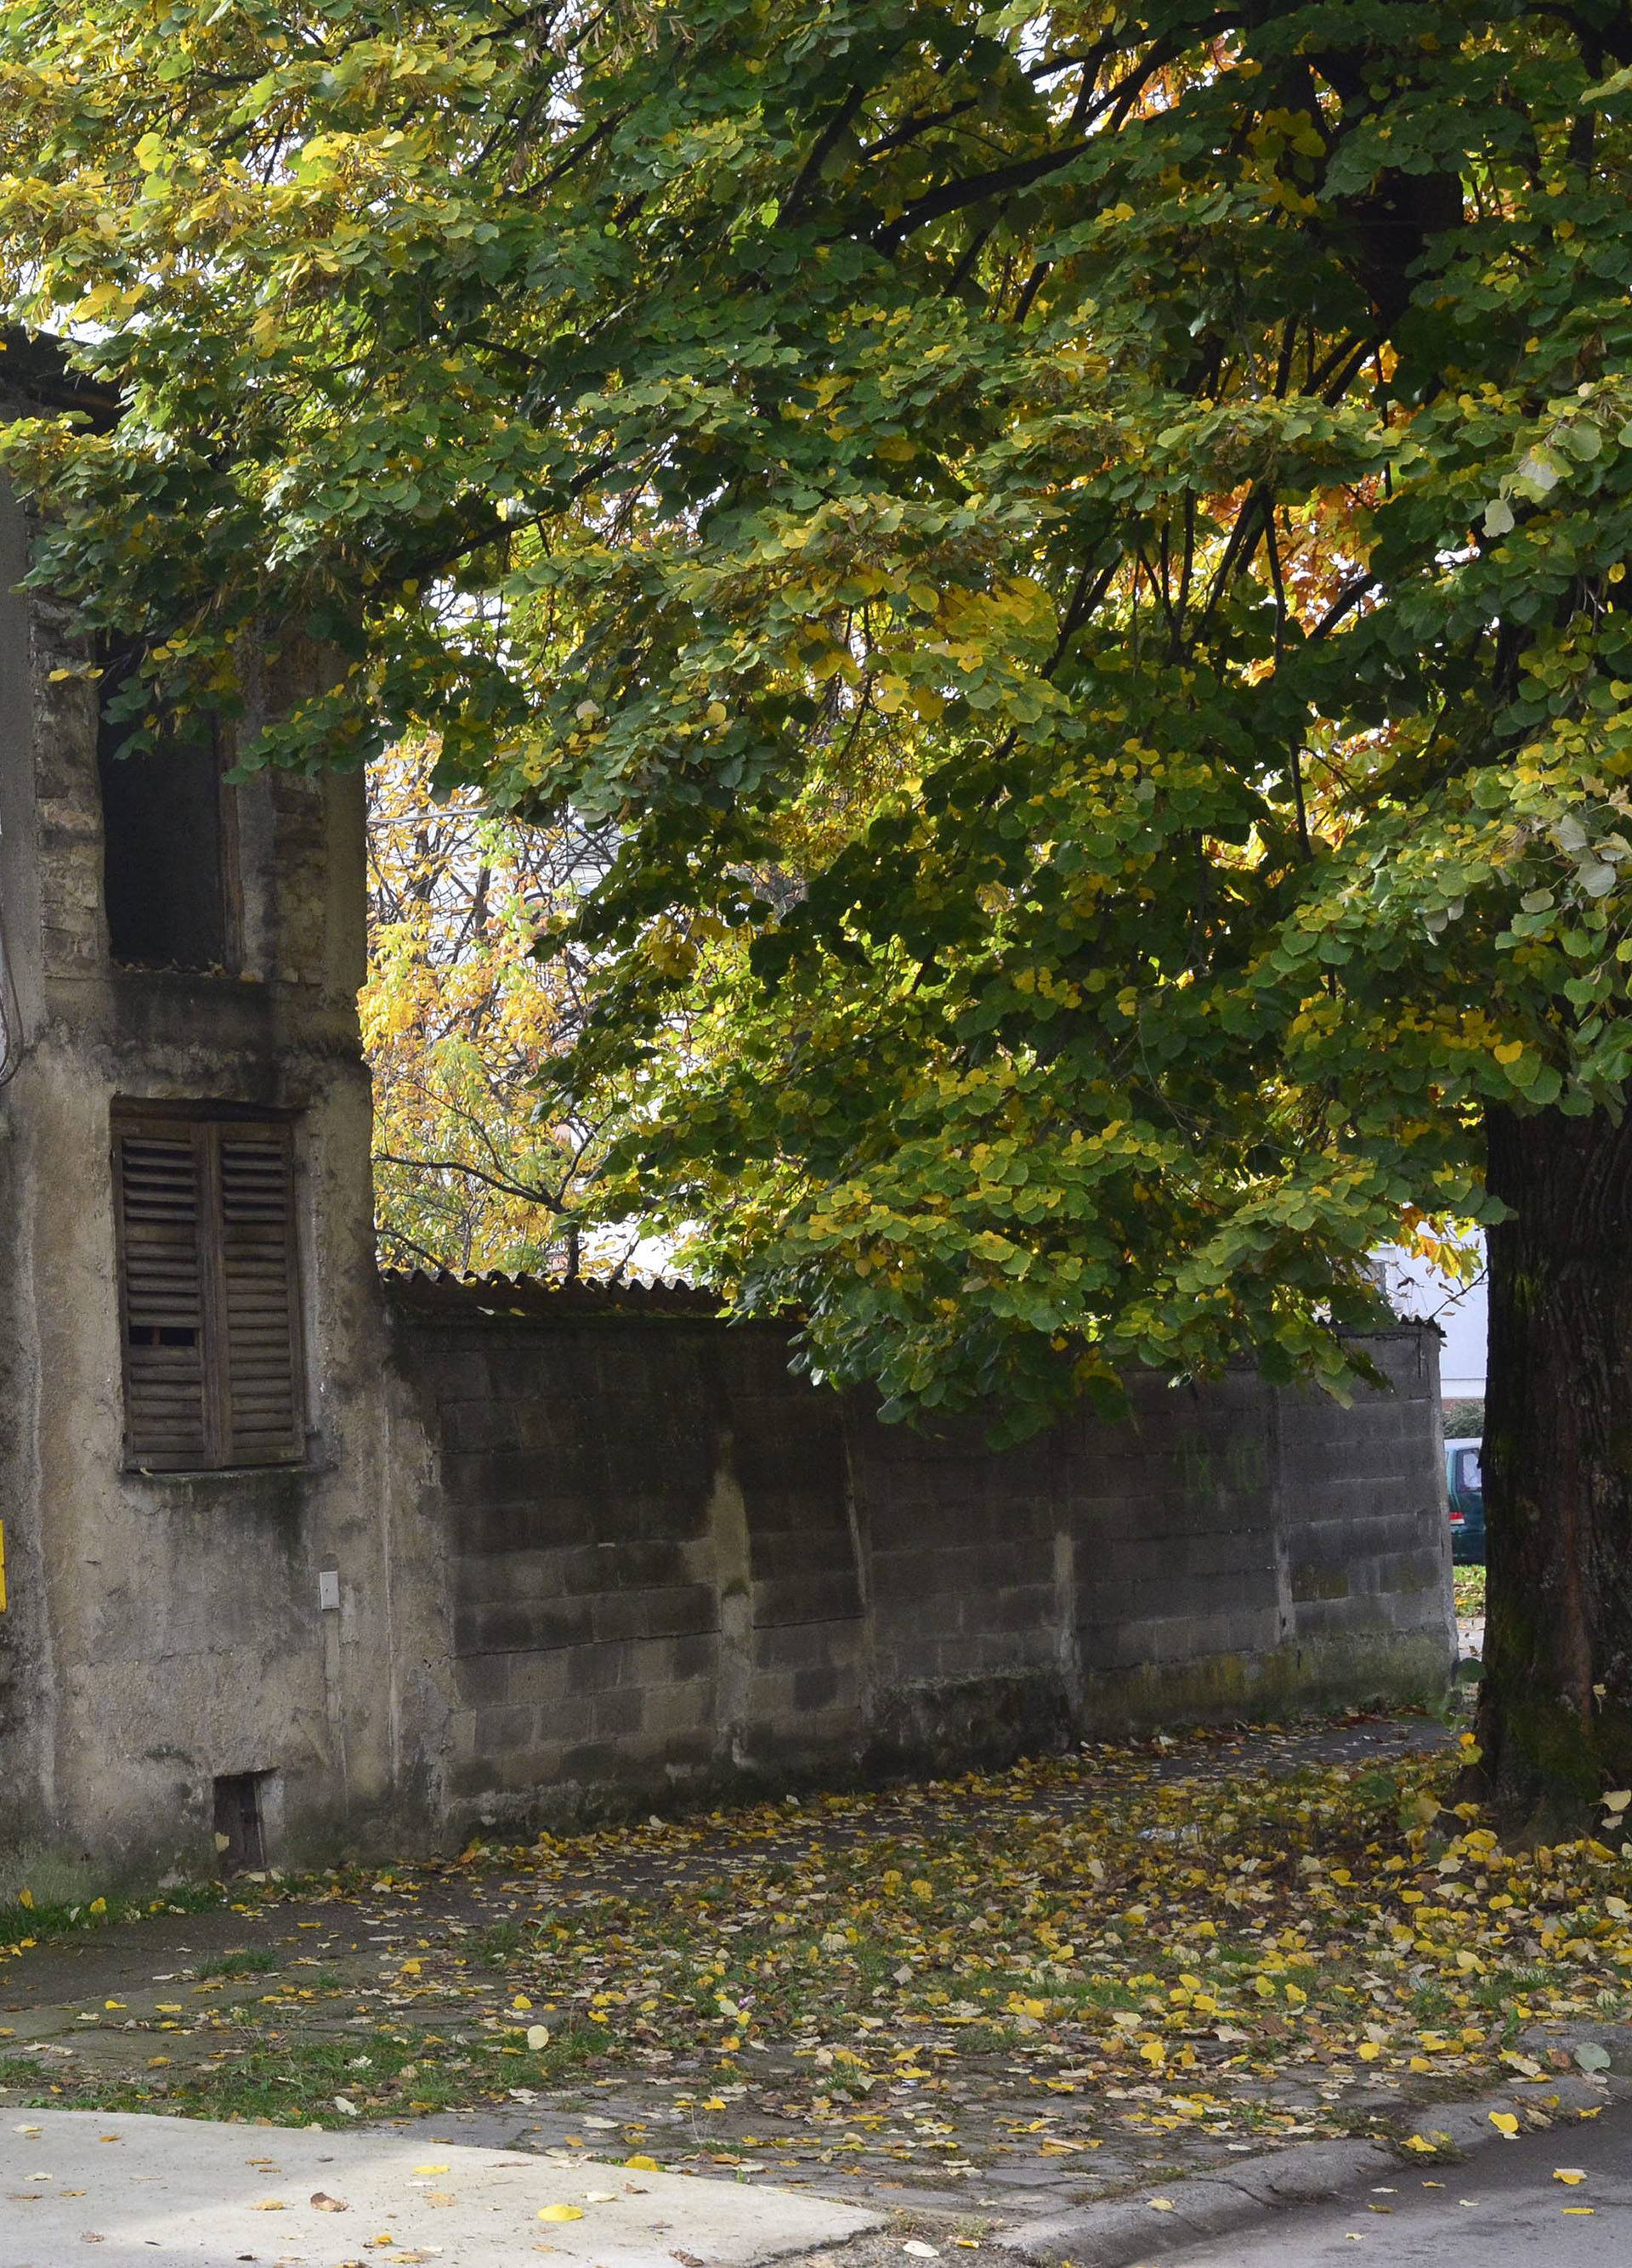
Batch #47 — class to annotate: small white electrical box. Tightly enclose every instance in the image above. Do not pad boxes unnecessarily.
[318,1570,341,1612]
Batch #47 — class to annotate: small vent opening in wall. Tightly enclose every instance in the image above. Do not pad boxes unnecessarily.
[212,1772,270,1874]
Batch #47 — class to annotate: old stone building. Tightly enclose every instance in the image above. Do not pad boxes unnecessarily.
[0,342,1456,1893]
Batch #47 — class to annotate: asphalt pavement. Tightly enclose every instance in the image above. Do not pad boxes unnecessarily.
[1150,2095,1632,2264]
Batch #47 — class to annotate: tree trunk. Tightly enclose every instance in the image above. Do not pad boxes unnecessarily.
[1475,1103,1632,1835]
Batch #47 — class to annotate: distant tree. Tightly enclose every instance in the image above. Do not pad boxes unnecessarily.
[5,0,1632,1829]
[362,744,618,1275]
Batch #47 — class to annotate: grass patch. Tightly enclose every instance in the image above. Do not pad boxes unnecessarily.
[0,1879,229,1957]
[191,1948,281,1980]
[0,2020,615,2126]
[468,1919,525,1966]
[1454,1567,1486,1616]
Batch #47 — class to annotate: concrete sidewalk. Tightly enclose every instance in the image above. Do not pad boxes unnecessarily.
[0,2108,881,2266]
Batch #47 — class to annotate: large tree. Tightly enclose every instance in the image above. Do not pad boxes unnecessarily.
[3,0,1631,1828]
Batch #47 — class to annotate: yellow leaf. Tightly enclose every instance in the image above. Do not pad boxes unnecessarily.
[512,1992,533,2010]
[1357,2042,1381,2062]
[1493,1041,1524,1064]
[625,2154,660,2172]
[1490,2112,1520,2137]
[1554,2169,1587,2185]
[538,2204,585,2222]
[413,2164,449,2175]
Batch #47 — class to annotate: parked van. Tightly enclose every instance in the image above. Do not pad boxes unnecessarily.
[1446,1436,1485,1564]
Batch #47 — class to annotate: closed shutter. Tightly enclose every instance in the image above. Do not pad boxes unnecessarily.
[116,1128,209,1468]
[218,1128,302,1465]
[114,1112,303,1471]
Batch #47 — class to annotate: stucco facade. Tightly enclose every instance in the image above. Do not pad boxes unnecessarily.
[0,353,450,1891]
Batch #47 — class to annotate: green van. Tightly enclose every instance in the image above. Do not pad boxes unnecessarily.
[1446,1436,1485,1564]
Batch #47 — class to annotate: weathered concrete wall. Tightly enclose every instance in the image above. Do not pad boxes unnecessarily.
[387,1276,1454,1834]
[0,414,450,1893]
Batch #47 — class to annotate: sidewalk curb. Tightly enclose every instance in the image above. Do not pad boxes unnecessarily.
[996,2074,1626,2265]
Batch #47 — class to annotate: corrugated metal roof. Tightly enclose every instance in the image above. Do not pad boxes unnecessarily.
[380,1267,721,1321]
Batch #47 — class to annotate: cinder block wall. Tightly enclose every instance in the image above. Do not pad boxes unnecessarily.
[387,1278,1454,1831]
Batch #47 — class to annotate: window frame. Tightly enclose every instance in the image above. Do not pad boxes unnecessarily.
[97,642,243,976]
[111,1103,306,1473]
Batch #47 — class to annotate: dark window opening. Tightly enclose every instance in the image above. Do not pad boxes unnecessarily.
[212,1772,269,1874]
[97,643,235,971]
[113,1109,304,1471]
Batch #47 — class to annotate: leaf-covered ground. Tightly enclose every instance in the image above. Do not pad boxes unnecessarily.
[1454,1566,1488,1617]
[1,1712,1623,2220]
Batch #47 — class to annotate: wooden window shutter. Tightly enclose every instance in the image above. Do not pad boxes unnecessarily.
[114,1112,303,1471]
[217,1127,303,1466]
[116,1128,210,1469]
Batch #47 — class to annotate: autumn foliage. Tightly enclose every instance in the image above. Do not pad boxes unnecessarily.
[362,745,615,1276]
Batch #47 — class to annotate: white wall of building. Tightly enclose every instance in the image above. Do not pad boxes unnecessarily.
[1376,1240,1488,1400]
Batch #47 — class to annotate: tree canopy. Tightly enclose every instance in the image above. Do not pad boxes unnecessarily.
[3,0,1631,1438]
